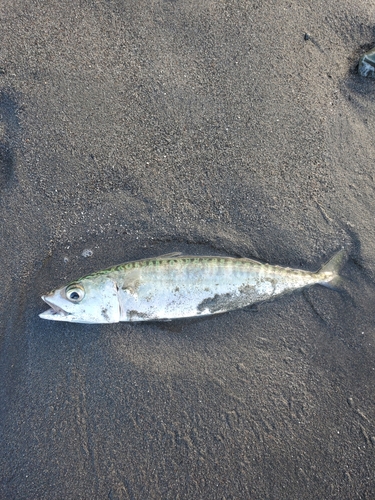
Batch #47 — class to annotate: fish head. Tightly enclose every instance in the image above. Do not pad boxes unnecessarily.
[39,276,120,323]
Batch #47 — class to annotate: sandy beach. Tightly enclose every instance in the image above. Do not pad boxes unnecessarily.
[1,0,375,498]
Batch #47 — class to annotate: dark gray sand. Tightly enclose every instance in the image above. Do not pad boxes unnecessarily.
[1,1,375,498]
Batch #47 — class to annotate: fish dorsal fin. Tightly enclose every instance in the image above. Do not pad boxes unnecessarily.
[156,253,262,264]
[156,252,183,259]
[237,256,262,265]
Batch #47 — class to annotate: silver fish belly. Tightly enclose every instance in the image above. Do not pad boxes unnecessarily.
[39,250,345,323]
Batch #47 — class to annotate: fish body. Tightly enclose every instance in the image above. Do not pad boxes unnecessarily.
[39,250,345,324]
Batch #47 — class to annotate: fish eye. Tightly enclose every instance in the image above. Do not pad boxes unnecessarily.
[65,284,85,303]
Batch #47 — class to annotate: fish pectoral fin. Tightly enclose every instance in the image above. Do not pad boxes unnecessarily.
[121,269,142,296]
[122,285,139,297]
[156,252,183,258]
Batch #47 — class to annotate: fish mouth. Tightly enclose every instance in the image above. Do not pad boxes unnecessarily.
[39,296,72,321]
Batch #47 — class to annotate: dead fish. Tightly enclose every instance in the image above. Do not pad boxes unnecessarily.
[39,249,346,324]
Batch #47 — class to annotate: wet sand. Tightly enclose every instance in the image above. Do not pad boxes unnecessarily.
[1,0,375,498]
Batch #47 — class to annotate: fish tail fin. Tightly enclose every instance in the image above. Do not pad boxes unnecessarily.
[317,248,347,290]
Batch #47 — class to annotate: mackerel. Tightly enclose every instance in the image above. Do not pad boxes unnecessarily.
[39,249,346,323]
